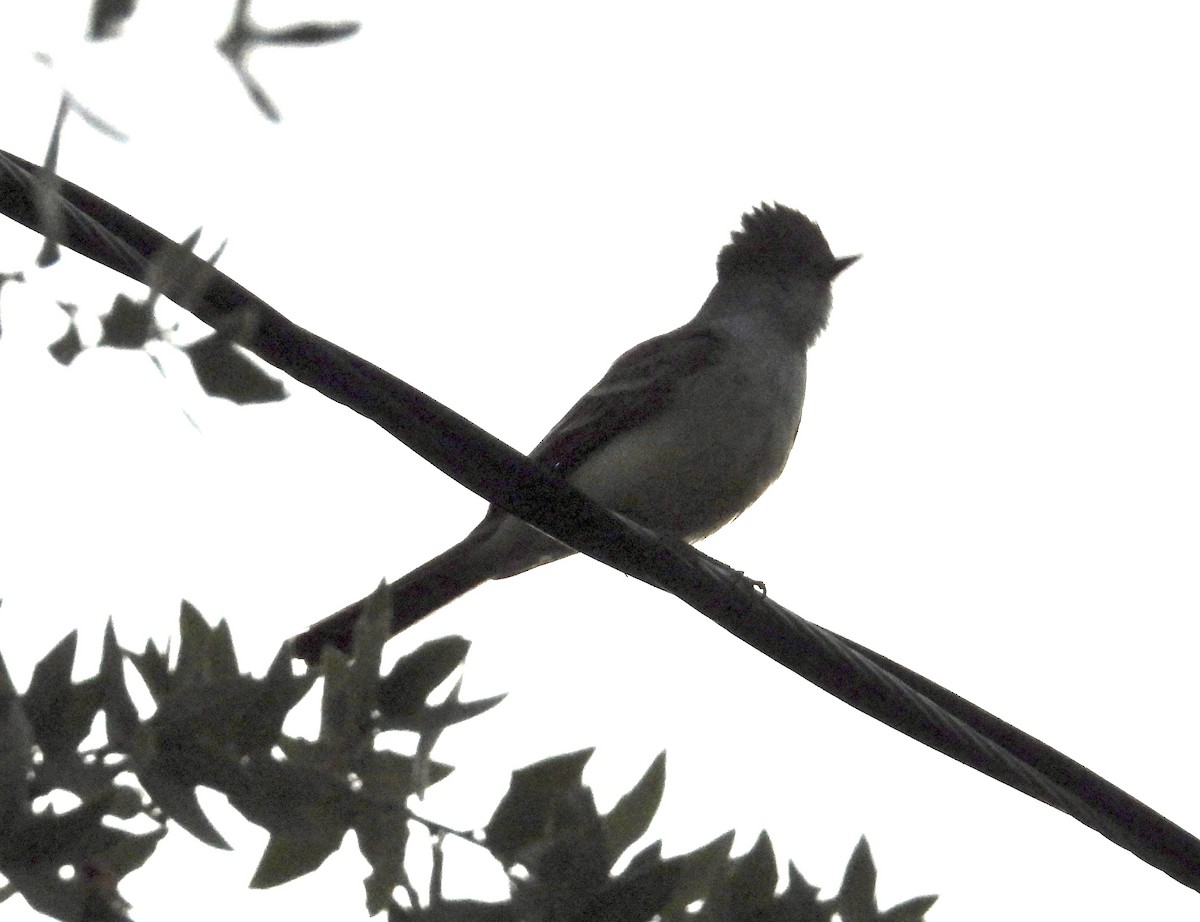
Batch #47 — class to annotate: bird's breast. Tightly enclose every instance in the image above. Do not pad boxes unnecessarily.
[567,343,808,541]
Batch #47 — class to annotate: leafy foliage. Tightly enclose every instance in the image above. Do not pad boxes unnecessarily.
[0,599,937,920]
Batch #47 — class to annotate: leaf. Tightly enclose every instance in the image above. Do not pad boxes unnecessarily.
[251,829,344,888]
[880,893,939,922]
[87,0,137,41]
[99,293,158,349]
[378,635,471,724]
[34,96,68,268]
[0,693,33,830]
[656,830,735,920]
[99,621,138,748]
[22,632,89,756]
[254,646,318,747]
[317,647,367,758]
[137,760,229,849]
[232,744,359,838]
[726,831,778,910]
[508,784,608,921]
[91,824,168,882]
[485,749,594,866]
[125,639,171,703]
[148,676,276,756]
[207,618,239,678]
[775,862,823,918]
[183,331,287,403]
[602,752,666,867]
[317,581,389,754]
[409,679,503,794]
[47,322,84,365]
[567,859,682,922]
[257,21,361,45]
[836,837,879,922]
[356,801,410,914]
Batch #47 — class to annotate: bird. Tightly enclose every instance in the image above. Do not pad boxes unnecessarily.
[293,204,857,662]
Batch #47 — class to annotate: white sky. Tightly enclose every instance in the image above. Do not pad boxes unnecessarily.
[2,2,1199,919]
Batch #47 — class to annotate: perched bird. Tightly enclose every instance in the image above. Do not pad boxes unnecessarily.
[294,204,857,661]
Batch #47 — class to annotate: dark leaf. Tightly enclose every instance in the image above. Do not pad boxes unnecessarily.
[837,837,879,922]
[603,752,666,868]
[99,621,138,748]
[880,893,939,921]
[510,784,608,921]
[137,761,229,849]
[240,70,281,122]
[568,858,682,922]
[48,322,84,364]
[255,645,318,745]
[250,829,344,888]
[317,647,368,758]
[318,581,389,754]
[125,639,171,703]
[485,749,594,866]
[232,743,359,837]
[656,830,735,921]
[257,21,361,45]
[0,692,33,831]
[87,0,137,40]
[90,823,167,881]
[23,633,87,756]
[183,331,287,403]
[33,96,69,268]
[357,799,410,914]
[727,831,778,911]
[775,862,823,918]
[378,635,471,723]
[208,618,239,678]
[99,293,158,349]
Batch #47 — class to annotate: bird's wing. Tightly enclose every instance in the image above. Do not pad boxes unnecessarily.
[529,326,723,477]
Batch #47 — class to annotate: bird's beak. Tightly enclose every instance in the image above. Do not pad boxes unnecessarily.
[825,254,861,279]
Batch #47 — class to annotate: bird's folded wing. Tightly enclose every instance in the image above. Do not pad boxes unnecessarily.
[531,327,723,476]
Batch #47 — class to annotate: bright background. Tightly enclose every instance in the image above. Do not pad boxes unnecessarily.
[2,2,1198,919]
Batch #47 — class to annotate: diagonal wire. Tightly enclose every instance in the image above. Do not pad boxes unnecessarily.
[1,148,1198,892]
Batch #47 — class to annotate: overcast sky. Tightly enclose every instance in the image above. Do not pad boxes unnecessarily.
[2,3,1199,920]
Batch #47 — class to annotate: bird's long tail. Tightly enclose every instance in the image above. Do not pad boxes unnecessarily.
[292,531,494,664]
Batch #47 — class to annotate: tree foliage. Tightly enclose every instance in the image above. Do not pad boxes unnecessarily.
[0,597,937,920]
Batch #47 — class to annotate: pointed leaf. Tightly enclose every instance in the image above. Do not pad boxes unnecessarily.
[837,837,879,922]
[254,645,318,747]
[356,801,410,914]
[603,752,665,867]
[257,21,361,45]
[880,894,938,921]
[568,859,682,922]
[485,749,594,865]
[656,830,735,920]
[250,829,343,888]
[318,646,368,756]
[775,861,822,916]
[183,332,287,404]
[175,600,214,686]
[47,323,84,364]
[126,639,172,703]
[138,763,229,849]
[727,831,778,909]
[87,0,138,41]
[208,618,239,678]
[99,293,158,349]
[378,635,471,722]
[100,621,138,747]
[22,632,96,756]
[0,694,33,829]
